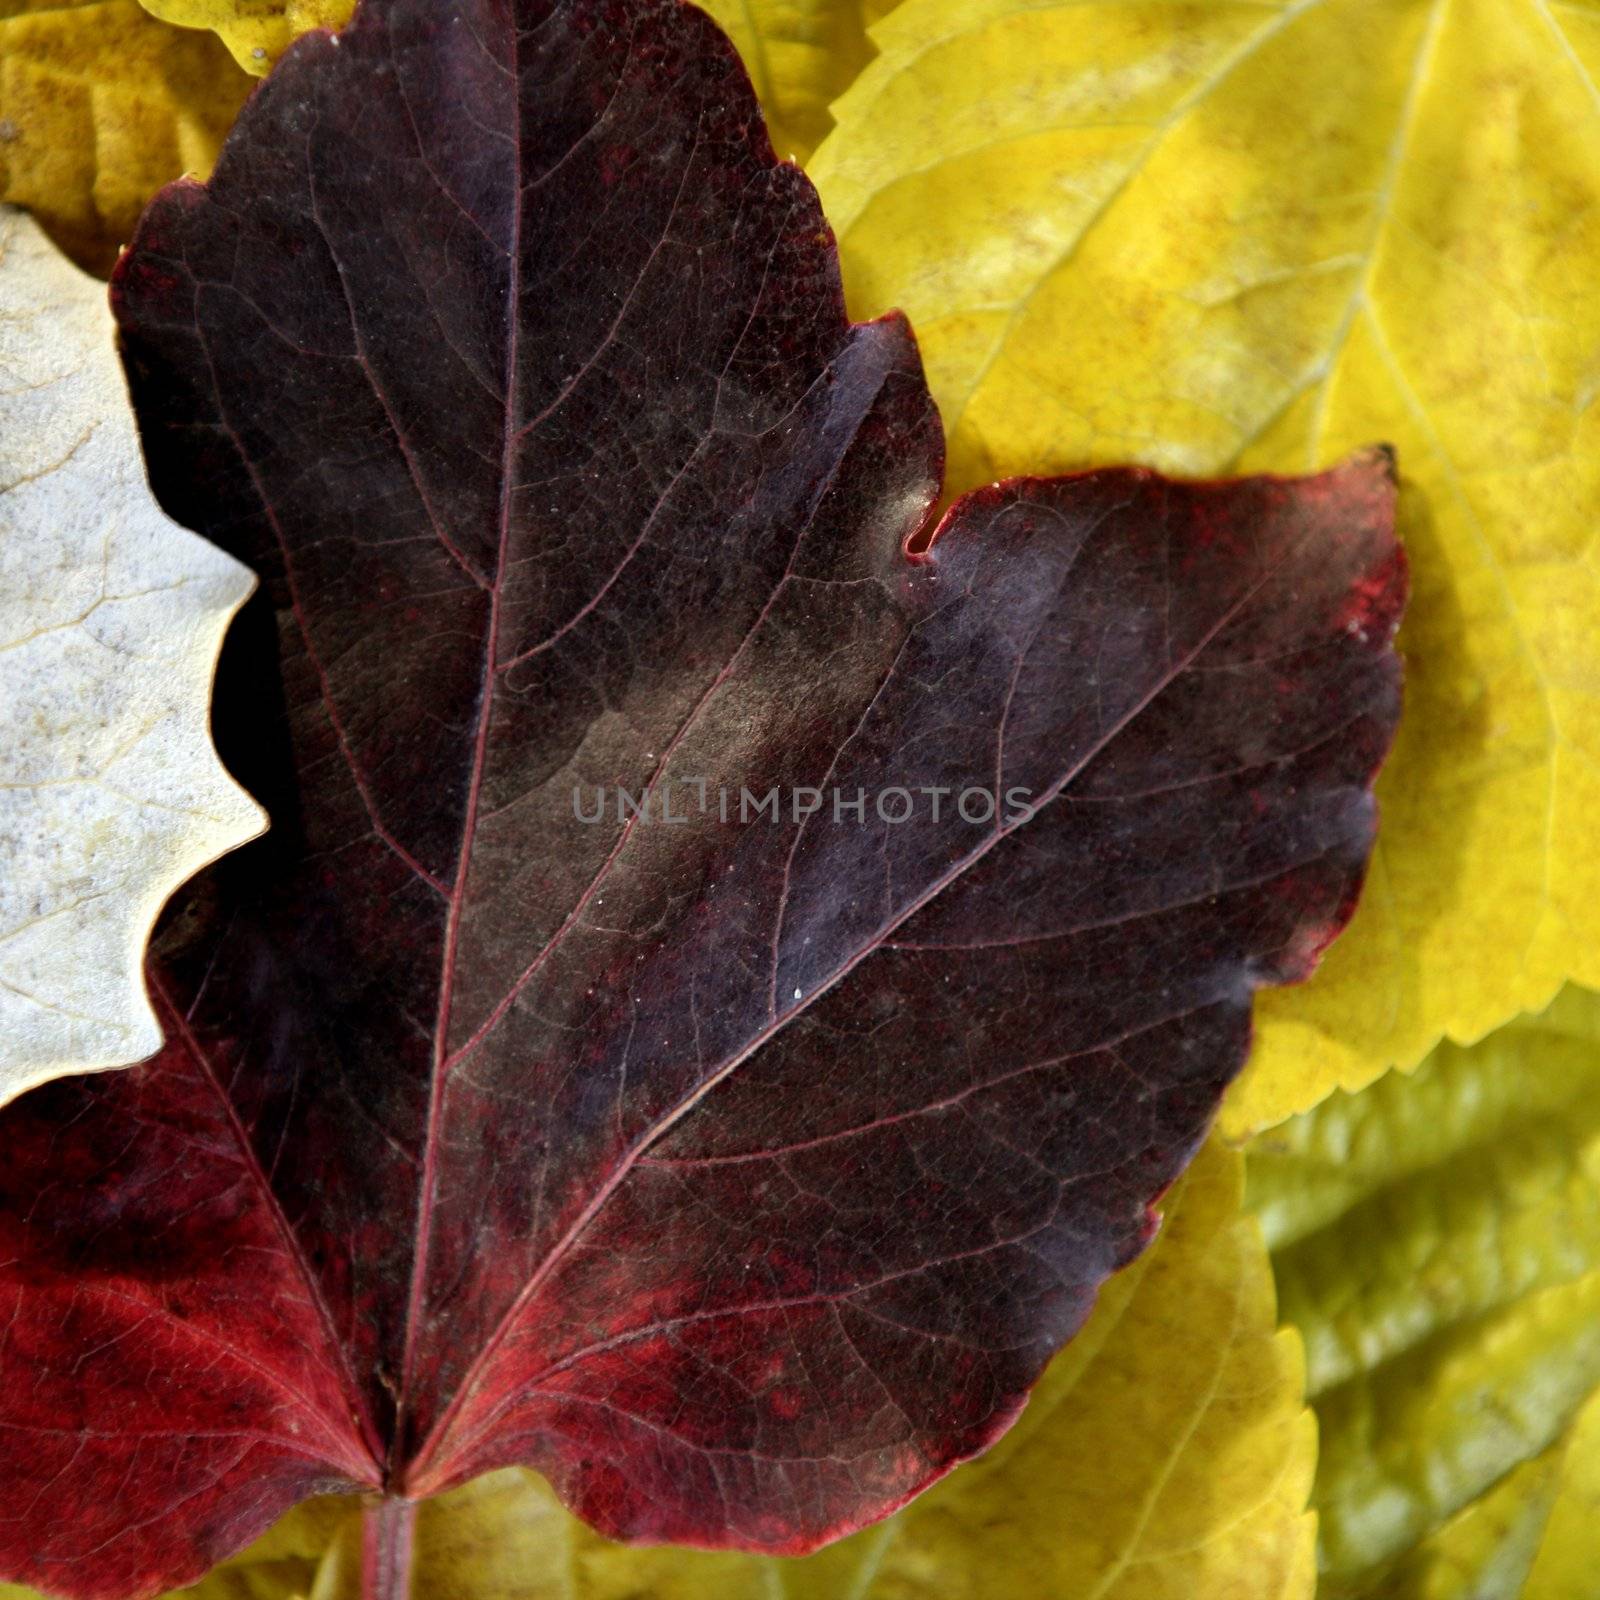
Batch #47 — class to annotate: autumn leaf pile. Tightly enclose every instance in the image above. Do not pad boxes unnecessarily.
[0,0,1596,1596]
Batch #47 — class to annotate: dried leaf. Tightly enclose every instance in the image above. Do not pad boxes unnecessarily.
[0,205,263,1109]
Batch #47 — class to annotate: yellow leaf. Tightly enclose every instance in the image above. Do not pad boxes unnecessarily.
[135,0,876,162]
[1522,1385,1600,1600]
[1247,984,1600,1596]
[0,206,265,1107]
[808,0,1600,1135]
[135,0,351,77]
[0,0,251,274]
[73,1138,1309,1600]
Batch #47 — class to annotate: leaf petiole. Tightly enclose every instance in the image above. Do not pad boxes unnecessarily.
[362,1496,418,1600]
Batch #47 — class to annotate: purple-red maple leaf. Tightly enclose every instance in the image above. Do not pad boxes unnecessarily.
[0,0,1404,1594]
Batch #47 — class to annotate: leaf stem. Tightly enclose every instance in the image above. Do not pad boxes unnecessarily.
[362,1496,418,1600]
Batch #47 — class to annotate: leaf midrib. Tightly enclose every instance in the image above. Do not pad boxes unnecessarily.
[390,0,530,1486]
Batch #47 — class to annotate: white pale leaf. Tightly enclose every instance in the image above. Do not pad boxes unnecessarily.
[0,206,265,1109]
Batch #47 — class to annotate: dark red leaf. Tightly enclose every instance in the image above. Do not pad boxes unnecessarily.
[0,0,1403,1593]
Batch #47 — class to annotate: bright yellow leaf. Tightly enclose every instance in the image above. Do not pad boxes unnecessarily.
[134,0,877,161]
[809,0,1600,1135]
[72,1138,1309,1600]
[135,0,350,76]
[1247,984,1600,1596]
[0,0,250,273]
